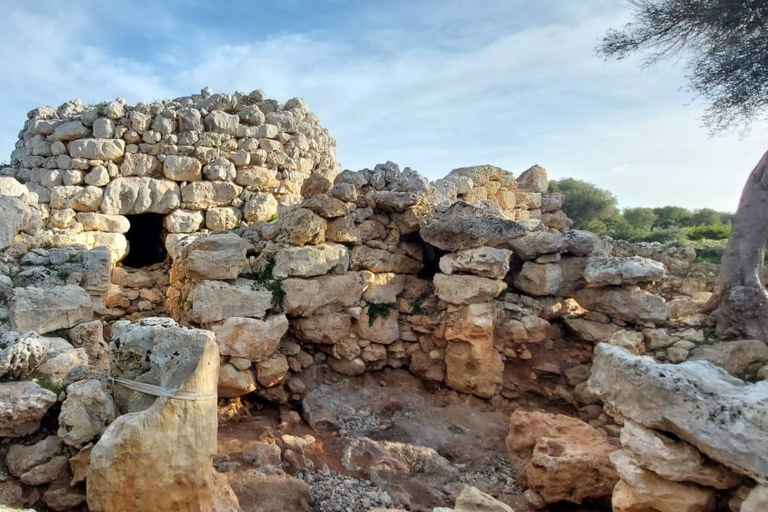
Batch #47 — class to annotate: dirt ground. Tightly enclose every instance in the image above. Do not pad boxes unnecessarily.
[216,367,611,512]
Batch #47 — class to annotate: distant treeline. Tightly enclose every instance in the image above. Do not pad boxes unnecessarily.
[549,178,732,263]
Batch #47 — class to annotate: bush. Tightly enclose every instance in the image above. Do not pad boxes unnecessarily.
[687,223,731,241]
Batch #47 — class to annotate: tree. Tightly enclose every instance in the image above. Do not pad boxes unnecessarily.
[623,207,657,234]
[652,206,692,229]
[599,0,768,340]
[690,208,731,226]
[549,178,618,233]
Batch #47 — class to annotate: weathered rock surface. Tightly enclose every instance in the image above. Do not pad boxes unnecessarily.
[212,315,289,362]
[0,381,57,437]
[589,343,768,483]
[180,233,250,280]
[619,421,741,489]
[420,213,526,252]
[88,318,219,511]
[506,410,618,504]
[272,243,349,278]
[444,303,503,398]
[186,280,272,324]
[574,286,667,325]
[282,272,367,317]
[6,436,62,477]
[438,247,512,279]
[689,339,768,377]
[513,258,587,296]
[584,256,665,287]
[452,485,514,512]
[610,449,716,512]
[10,285,93,334]
[434,274,506,305]
[58,379,116,448]
[100,178,179,214]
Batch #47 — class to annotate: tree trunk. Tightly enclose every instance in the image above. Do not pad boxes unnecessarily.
[714,150,768,341]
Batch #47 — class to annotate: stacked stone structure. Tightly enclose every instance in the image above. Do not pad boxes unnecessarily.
[0,90,765,512]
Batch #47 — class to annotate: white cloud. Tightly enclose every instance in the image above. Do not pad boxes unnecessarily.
[0,0,764,212]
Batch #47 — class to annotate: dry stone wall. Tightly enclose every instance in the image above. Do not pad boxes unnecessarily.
[2,89,766,512]
[3,88,339,264]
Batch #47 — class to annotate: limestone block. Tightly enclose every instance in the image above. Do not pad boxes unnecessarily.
[506,410,618,504]
[272,243,349,278]
[180,182,242,209]
[180,233,250,280]
[101,178,180,215]
[10,285,94,334]
[58,379,116,448]
[211,315,289,362]
[589,343,768,483]
[434,273,506,305]
[163,156,202,182]
[68,139,125,160]
[187,280,272,324]
[88,318,219,512]
[0,382,57,437]
[439,247,512,279]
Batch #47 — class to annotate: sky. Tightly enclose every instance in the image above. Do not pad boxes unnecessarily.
[1,0,766,212]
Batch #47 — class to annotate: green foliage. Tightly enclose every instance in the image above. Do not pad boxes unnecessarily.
[410,300,427,316]
[549,179,618,230]
[597,0,768,132]
[242,257,285,309]
[366,302,392,326]
[68,254,79,263]
[652,206,693,229]
[57,270,71,281]
[34,378,64,395]
[687,223,731,241]
[623,207,657,233]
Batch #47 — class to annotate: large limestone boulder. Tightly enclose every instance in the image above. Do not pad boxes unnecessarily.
[58,379,116,448]
[610,450,716,512]
[186,280,272,324]
[272,243,349,278]
[0,333,50,380]
[0,196,41,251]
[88,318,219,512]
[574,286,667,325]
[212,315,289,362]
[433,273,506,305]
[506,410,618,504]
[444,303,503,398]
[584,256,666,287]
[438,247,512,279]
[589,343,768,483]
[420,213,526,252]
[619,421,741,489]
[10,285,93,334]
[689,339,768,377]
[180,233,250,280]
[68,138,125,160]
[100,177,180,215]
[513,258,587,296]
[0,381,57,437]
[350,246,423,274]
[282,272,367,317]
[451,485,514,512]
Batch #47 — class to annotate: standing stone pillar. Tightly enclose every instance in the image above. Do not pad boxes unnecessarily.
[87,318,219,512]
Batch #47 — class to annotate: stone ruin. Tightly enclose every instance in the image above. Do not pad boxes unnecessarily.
[0,89,766,512]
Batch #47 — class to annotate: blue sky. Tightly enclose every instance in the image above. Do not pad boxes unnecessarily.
[2,0,767,211]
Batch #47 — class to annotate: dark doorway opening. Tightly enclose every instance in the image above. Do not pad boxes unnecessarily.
[122,214,168,268]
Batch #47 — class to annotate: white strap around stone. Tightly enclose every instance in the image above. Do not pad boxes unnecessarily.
[110,377,217,401]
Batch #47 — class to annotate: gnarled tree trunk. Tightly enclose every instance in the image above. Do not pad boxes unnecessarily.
[714,150,768,341]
